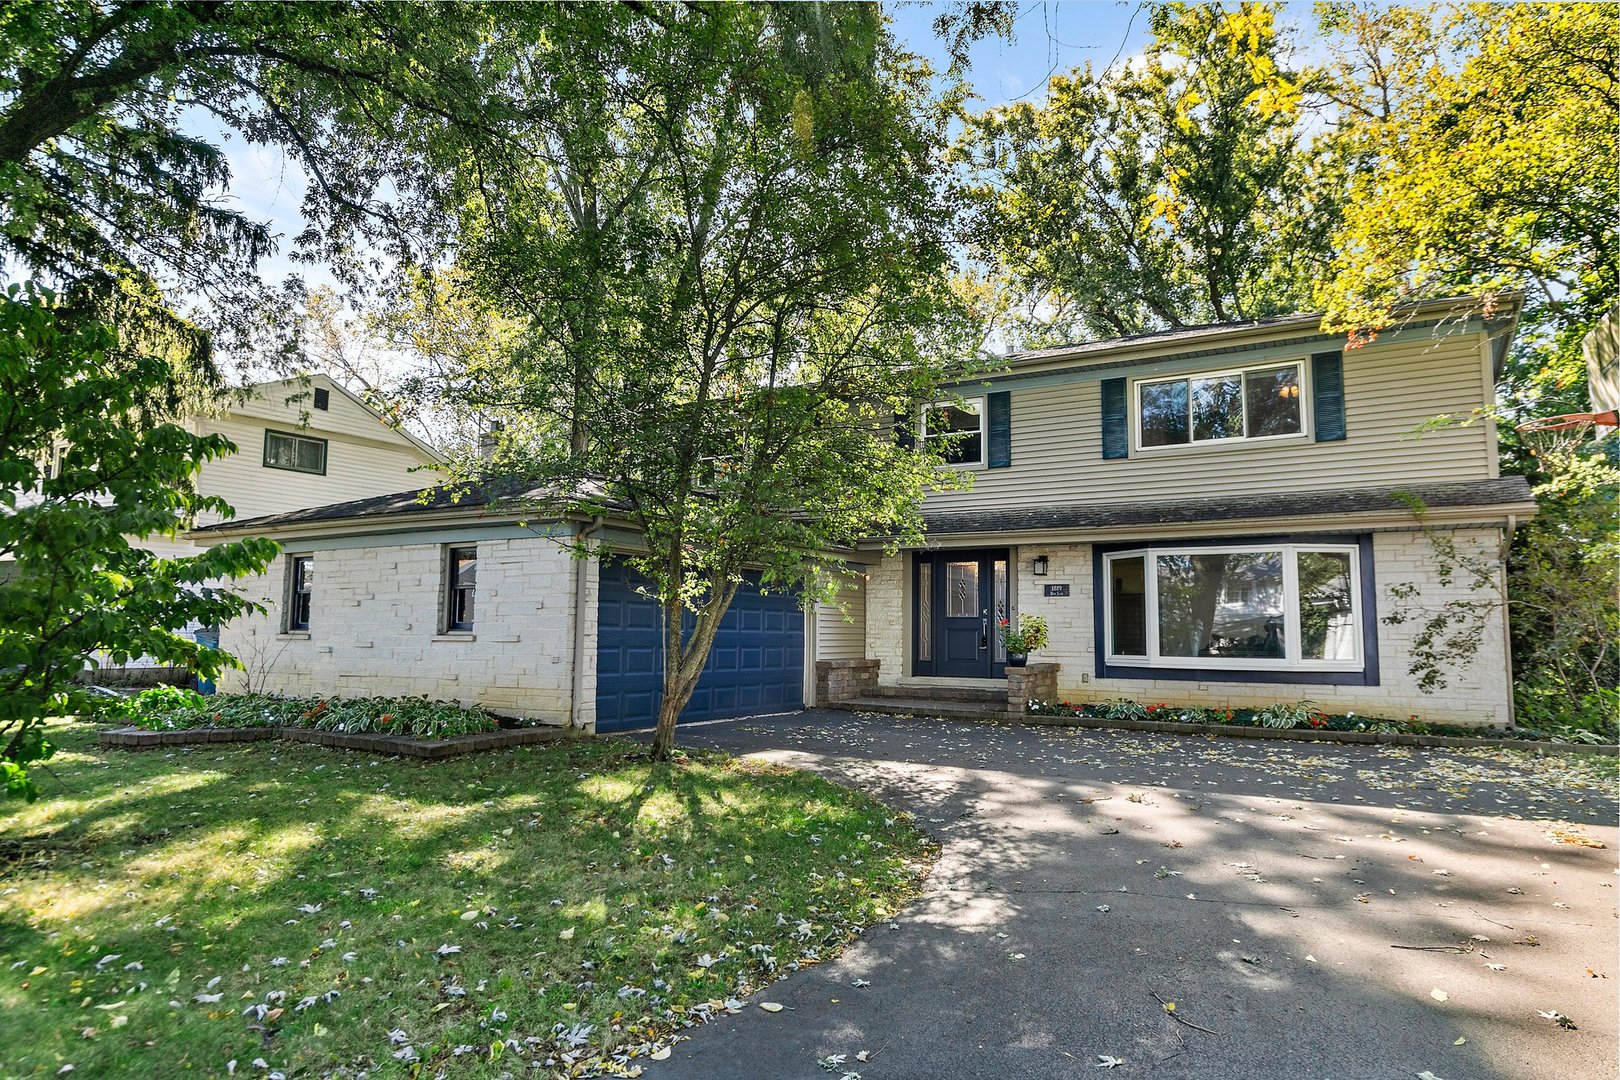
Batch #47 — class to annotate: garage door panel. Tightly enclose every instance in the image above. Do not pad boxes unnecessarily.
[596,564,803,732]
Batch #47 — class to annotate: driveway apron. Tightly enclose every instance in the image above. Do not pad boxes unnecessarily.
[641,711,1619,1080]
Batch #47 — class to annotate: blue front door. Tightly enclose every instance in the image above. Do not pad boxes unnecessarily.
[914,549,1008,679]
[595,564,805,732]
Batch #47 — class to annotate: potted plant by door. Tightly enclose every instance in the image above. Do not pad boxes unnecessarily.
[998,614,1049,668]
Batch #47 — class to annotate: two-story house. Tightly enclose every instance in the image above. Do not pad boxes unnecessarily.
[837,294,1534,728]
[193,296,1534,730]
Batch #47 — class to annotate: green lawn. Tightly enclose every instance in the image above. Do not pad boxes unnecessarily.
[0,721,934,1078]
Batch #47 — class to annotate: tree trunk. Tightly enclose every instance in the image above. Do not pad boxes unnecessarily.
[648,577,742,761]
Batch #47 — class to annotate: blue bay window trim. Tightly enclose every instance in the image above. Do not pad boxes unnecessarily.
[1091,533,1380,687]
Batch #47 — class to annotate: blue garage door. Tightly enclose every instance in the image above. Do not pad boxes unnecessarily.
[596,563,804,732]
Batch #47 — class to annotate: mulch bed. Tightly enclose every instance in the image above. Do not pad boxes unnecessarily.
[100,724,572,759]
[1019,712,1619,755]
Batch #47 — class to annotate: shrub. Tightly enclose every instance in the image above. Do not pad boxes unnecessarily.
[998,614,1050,654]
[1254,701,1319,729]
[128,693,500,739]
[1100,698,1149,721]
[109,685,206,723]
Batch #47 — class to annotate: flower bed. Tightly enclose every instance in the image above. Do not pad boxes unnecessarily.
[109,688,502,740]
[1027,697,1617,747]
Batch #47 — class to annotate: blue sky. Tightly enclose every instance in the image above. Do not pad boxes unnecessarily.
[219,2,1156,295]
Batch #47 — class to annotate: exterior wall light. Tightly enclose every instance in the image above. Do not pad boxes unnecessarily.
[1032,554,1049,576]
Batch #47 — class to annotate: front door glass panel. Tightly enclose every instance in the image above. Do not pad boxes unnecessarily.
[945,561,979,618]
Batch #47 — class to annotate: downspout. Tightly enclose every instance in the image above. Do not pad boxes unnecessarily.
[569,515,606,730]
[1502,513,1518,730]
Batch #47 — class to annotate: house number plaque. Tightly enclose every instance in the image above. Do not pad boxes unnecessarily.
[1043,584,1070,597]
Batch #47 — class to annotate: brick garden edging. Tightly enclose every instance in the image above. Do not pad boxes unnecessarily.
[1019,712,1619,756]
[100,725,572,759]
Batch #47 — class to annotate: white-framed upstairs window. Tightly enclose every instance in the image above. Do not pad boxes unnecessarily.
[1103,543,1363,672]
[1135,360,1307,451]
[920,398,985,467]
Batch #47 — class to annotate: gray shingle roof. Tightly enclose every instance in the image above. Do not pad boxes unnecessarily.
[195,476,619,534]
[917,477,1536,537]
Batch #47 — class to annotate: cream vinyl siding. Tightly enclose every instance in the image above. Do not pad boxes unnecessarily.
[195,416,437,525]
[927,331,1496,513]
[814,570,868,660]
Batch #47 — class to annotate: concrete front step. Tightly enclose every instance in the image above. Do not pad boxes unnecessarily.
[866,683,1008,705]
[833,696,1013,720]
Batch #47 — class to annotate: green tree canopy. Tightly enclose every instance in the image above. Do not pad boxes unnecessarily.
[956,2,1341,345]
[0,0,508,379]
[398,2,985,758]
[0,285,278,798]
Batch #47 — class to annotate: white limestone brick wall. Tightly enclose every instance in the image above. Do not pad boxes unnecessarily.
[863,529,1513,727]
[865,554,907,681]
[218,535,583,726]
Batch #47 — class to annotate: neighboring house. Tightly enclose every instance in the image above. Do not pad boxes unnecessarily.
[139,374,444,559]
[195,296,1535,730]
[81,374,443,680]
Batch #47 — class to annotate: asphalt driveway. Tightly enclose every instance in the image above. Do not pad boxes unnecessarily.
[642,711,1618,1080]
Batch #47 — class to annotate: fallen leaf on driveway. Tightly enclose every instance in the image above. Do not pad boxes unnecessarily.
[1430,989,1449,1003]
[758,1002,784,1013]
[1417,1071,1448,1080]
[650,1048,671,1061]
[1094,1055,1125,1068]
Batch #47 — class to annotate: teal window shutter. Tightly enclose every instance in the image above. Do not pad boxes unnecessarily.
[1100,377,1128,459]
[1311,352,1346,442]
[987,391,1011,468]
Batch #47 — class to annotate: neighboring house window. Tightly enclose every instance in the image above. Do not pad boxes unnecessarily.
[286,555,314,632]
[1103,543,1361,671]
[263,429,328,474]
[1136,361,1304,449]
[445,546,477,631]
[921,398,985,466]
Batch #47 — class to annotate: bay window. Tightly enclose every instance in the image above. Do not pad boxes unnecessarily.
[1104,543,1361,671]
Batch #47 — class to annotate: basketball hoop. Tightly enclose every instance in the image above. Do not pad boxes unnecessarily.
[1516,411,1613,460]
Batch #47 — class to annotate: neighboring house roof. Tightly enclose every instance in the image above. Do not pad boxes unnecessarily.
[912,477,1537,539]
